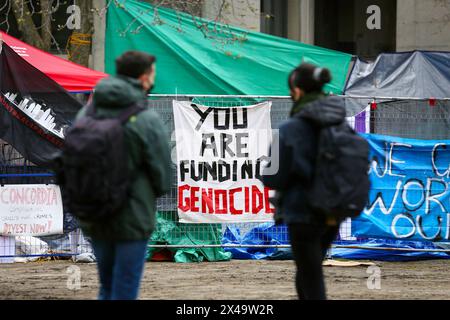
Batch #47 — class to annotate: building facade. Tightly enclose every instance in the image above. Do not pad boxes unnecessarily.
[203,0,450,60]
[2,0,450,72]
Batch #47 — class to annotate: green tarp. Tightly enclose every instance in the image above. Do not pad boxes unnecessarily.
[106,0,353,95]
[147,212,232,263]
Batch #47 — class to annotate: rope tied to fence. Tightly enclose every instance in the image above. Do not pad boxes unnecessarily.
[66,32,92,60]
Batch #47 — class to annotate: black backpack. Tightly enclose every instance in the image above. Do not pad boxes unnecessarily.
[53,103,144,222]
[299,114,371,220]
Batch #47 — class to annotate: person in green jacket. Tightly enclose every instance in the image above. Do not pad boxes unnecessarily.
[76,51,171,300]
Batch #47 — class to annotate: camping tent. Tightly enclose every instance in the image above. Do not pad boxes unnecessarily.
[344,51,450,139]
[345,51,450,100]
[344,51,450,116]
[106,0,353,95]
[0,31,107,93]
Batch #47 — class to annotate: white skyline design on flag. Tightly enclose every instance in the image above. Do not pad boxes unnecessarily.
[3,91,65,139]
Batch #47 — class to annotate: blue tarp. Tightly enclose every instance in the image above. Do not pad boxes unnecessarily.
[331,239,450,261]
[222,132,450,260]
[222,224,450,261]
[223,223,290,260]
[354,134,450,242]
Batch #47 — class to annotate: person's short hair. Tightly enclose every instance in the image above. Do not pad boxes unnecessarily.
[288,63,331,93]
[115,51,156,79]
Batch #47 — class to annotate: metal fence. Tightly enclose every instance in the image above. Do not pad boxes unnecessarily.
[150,95,293,251]
[2,94,450,262]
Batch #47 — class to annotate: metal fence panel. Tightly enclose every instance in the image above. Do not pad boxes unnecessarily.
[2,95,450,260]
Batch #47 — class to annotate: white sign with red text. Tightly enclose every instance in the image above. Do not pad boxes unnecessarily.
[0,184,63,236]
[173,100,275,223]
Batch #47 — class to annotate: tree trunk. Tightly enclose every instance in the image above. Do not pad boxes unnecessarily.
[68,1,93,67]
[40,0,53,50]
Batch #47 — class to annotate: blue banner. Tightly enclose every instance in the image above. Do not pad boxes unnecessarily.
[353,134,450,242]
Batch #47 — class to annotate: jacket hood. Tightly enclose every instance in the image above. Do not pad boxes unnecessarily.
[93,75,146,109]
[295,96,346,127]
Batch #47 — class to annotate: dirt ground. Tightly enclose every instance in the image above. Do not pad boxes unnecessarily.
[0,259,449,300]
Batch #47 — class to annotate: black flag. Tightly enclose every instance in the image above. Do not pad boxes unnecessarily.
[0,42,82,168]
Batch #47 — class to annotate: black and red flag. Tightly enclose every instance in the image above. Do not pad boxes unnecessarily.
[0,41,82,168]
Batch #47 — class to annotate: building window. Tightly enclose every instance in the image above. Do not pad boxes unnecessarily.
[314,0,396,59]
[260,0,288,38]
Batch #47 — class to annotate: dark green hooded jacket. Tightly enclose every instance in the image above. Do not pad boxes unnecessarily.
[263,93,346,225]
[76,75,171,241]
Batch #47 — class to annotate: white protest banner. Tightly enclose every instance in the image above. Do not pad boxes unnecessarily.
[173,100,275,223]
[0,184,63,236]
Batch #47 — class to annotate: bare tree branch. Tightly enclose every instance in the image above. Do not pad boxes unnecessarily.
[11,0,47,50]
[3,0,250,61]
[0,1,12,32]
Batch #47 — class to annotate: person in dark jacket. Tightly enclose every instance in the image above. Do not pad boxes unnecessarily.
[76,51,171,300]
[262,63,346,300]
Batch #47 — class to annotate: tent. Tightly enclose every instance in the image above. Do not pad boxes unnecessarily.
[0,31,107,93]
[106,0,353,95]
[345,51,450,99]
[344,51,450,139]
[344,51,450,116]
